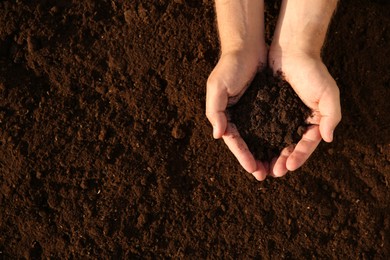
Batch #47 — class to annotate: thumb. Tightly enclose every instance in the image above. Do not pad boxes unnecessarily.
[206,77,229,139]
[318,86,341,142]
[208,111,228,139]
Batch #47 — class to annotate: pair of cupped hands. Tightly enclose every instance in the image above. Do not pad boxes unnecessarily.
[206,46,341,181]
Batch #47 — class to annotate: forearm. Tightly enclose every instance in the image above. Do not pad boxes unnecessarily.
[271,0,338,56]
[215,0,265,55]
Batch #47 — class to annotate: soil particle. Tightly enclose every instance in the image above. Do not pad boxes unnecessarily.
[171,123,186,139]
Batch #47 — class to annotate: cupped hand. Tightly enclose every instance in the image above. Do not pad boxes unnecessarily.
[206,49,268,180]
[268,49,342,177]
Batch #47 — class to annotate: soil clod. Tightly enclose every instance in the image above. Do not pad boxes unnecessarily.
[229,68,312,161]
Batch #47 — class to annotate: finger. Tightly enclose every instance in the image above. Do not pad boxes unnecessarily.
[252,161,269,181]
[222,123,257,173]
[286,125,321,171]
[271,145,295,177]
[268,157,278,178]
[318,86,342,142]
[206,110,228,139]
[206,78,229,139]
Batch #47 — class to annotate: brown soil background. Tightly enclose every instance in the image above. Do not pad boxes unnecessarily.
[0,0,389,258]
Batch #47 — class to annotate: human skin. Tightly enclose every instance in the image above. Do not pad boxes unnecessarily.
[268,0,341,177]
[206,0,269,180]
[206,0,341,180]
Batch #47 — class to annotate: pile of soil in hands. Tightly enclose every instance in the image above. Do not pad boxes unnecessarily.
[229,68,312,162]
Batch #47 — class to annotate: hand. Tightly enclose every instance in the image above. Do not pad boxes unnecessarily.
[207,0,340,181]
[268,49,342,177]
[206,49,269,180]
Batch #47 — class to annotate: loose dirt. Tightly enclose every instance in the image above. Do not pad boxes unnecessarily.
[229,69,311,161]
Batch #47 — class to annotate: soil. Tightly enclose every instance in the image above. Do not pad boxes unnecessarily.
[229,69,311,162]
[0,0,389,259]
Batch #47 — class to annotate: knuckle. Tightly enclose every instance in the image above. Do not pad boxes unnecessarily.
[206,74,218,89]
[205,111,214,122]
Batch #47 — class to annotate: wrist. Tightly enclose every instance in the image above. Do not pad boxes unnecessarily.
[215,0,266,62]
[221,41,267,58]
[221,38,266,56]
[220,43,268,70]
[270,0,338,58]
[269,40,321,61]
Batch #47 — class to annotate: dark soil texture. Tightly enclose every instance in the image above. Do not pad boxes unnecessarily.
[1,0,389,259]
[229,69,311,162]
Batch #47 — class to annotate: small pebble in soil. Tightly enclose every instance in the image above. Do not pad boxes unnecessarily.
[171,124,186,139]
[229,68,312,162]
[98,128,107,141]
